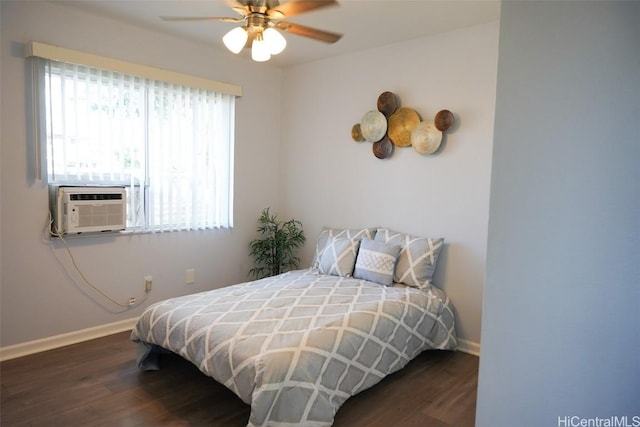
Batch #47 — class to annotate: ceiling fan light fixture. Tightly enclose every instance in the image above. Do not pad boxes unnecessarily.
[251,33,272,62]
[223,26,248,54]
[263,28,287,55]
[164,0,342,63]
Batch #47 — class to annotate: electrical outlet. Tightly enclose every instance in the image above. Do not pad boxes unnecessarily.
[144,276,152,292]
[128,297,136,306]
[185,268,196,285]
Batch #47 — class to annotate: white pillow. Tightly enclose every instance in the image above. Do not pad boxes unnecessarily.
[353,238,402,286]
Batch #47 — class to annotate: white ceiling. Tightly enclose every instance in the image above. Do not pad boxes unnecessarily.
[50,0,500,67]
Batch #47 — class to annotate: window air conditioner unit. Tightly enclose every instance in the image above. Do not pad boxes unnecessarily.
[49,186,127,235]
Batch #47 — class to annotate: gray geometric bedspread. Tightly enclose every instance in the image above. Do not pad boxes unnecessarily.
[131,269,456,427]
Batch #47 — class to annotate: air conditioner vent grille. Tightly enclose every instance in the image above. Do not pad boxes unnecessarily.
[70,193,123,201]
[75,204,124,229]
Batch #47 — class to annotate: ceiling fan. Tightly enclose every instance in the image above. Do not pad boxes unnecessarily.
[161,0,343,62]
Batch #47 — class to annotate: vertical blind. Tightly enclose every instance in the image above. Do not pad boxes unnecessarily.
[29,43,240,232]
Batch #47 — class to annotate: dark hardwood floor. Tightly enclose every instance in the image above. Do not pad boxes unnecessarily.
[0,331,478,426]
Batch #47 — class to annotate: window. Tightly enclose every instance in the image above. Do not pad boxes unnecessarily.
[28,42,241,232]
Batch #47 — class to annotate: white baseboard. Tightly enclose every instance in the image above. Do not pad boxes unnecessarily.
[457,338,480,356]
[0,318,138,362]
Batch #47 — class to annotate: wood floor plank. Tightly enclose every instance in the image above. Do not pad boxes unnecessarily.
[0,332,478,426]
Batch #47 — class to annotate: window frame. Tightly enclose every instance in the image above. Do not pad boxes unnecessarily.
[26,42,242,232]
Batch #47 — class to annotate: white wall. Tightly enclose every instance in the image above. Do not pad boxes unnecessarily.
[280,21,499,347]
[0,1,282,347]
[1,2,499,352]
[477,2,640,425]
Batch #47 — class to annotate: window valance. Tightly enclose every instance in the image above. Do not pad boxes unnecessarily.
[24,41,242,97]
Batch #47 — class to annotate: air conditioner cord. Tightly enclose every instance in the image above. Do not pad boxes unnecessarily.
[45,212,148,309]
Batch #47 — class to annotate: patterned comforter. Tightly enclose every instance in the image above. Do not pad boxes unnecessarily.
[131,269,456,426]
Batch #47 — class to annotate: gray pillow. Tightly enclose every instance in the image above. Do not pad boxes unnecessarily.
[374,228,444,289]
[312,227,377,270]
[318,237,361,277]
[353,238,402,286]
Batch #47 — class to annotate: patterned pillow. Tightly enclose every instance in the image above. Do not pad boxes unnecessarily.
[318,237,361,277]
[312,227,377,270]
[374,228,444,289]
[353,238,402,286]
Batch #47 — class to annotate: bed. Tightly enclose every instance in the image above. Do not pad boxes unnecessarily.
[131,227,456,427]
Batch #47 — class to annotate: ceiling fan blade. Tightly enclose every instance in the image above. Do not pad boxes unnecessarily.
[160,16,244,23]
[275,21,342,43]
[269,0,338,19]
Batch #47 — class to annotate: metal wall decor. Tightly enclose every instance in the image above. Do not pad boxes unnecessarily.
[352,91,455,159]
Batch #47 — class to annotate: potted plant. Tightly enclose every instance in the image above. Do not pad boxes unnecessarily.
[249,207,306,279]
